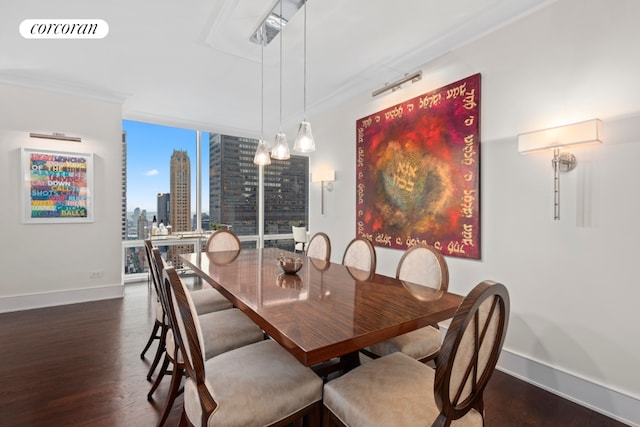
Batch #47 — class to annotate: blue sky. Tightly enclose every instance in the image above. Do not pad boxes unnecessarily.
[123,120,209,214]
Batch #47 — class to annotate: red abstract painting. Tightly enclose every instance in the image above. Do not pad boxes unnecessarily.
[356,73,480,259]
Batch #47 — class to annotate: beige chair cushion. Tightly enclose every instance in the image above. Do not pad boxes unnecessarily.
[306,234,330,261]
[398,249,443,290]
[450,295,499,403]
[166,308,263,364]
[367,325,441,360]
[191,287,233,314]
[343,240,373,272]
[324,352,482,427]
[184,340,323,427]
[206,231,240,252]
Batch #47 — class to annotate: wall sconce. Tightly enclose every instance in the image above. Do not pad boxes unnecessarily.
[312,169,335,215]
[518,119,602,220]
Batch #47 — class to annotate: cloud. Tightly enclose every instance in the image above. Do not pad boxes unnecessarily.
[145,169,159,176]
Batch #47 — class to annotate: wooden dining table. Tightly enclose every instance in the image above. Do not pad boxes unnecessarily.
[181,247,463,369]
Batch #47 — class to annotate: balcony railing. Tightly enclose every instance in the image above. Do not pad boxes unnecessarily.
[122,232,298,283]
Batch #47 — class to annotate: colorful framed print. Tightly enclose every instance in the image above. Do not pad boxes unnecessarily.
[356,73,480,259]
[21,148,94,223]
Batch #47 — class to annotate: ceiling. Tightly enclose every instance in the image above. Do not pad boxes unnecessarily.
[0,0,554,137]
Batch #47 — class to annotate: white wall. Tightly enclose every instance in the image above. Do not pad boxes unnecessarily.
[309,0,640,424]
[0,84,124,311]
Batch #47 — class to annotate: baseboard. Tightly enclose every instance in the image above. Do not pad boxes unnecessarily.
[439,324,639,426]
[0,284,124,313]
[497,348,639,426]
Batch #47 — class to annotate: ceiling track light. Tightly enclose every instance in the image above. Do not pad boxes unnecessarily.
[249,0,305,46]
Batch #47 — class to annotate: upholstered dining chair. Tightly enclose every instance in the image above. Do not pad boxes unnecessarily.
[141,240,235,381]
[323,280,510,427]
[363,244,449,363]
[292,225,308,253]
[149,247,264,426]
[306,232,331,261]
[341,237,376,281]
[165,265,324,427]
[204,229,241,252]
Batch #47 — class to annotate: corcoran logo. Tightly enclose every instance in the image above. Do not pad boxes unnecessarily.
[20,19,109,39]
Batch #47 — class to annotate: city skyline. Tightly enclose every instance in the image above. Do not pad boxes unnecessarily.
[123,119,209,213]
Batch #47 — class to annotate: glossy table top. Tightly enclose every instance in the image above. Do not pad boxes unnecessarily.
[182,247,463,366]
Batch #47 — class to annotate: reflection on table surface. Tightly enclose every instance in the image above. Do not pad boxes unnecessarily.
[182,247,462,366]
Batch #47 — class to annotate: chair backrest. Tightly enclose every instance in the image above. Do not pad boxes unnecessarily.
[342,237,376,279]
[292,226,307,244]
[144,240,161,298]
[306,232,331,261]
[396,245,449,292]
[151,247,173,321]
[433,280,510,425]
[205,229,241,252]
[163,266,217,424]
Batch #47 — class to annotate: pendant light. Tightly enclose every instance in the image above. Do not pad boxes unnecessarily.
[254,26,271,166]
[293,0,315,153]
[271,0,291,160]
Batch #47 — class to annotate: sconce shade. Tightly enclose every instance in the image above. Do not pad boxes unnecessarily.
[271,132,290,160]
[518,119,602,154]
[293,121,315,152]
[312,169,335,183]
[254,140,272,165]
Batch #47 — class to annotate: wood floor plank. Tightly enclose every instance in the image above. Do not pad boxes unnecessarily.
[0,281,628,426]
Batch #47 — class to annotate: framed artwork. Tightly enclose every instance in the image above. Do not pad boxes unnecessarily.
[21,147,94,223]
[356,73,480,259]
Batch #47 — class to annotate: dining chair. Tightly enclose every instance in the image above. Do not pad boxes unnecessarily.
[292,225,308,253]
[165,265,324,427]
[150,247,264,426]
[141,240,235,381]
[363,244,449,363]
[204,229,241,252]
[341,237,376,281]
[306,232,331,261]
[140,240,169,380]
[323,280,510,427]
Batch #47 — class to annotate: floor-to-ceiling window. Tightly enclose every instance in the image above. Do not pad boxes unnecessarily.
[122,120,308,278]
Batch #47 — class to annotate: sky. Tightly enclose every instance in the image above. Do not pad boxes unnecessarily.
[123,119,209,214]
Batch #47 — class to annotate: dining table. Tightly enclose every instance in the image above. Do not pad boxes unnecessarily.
[181,247,463,371]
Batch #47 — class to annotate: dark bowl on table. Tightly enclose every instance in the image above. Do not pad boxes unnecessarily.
[277,256,303,275]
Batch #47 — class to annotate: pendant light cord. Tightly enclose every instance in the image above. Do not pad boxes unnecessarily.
[303,0,307,121]
[261,26,264,141]
[279,0,283,132]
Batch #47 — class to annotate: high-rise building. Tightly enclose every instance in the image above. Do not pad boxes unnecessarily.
[157,193,170,226]
[169,150,191,232]
[209,134,308,244]
[136,211,148,240]
[169,150,191,267]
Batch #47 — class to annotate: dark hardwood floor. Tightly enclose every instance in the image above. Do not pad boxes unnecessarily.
[0,280,629,427]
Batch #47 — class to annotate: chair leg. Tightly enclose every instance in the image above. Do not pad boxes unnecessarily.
[146,324,168,380]
[148,354,171,400]
[157,362,185,427]
[141,321,161,358]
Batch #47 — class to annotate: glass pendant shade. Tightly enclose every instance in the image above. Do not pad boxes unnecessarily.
[254,140,271,165]
[271,132,290,160]
[293,121,315,152]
